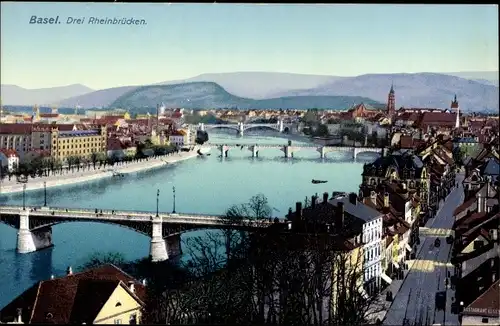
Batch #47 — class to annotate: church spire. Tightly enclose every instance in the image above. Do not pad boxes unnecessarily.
[390,82,394,94]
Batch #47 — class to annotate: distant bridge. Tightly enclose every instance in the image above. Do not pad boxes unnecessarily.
[0,205,284,262]
[197,120,295,135]
[205,143,386,159]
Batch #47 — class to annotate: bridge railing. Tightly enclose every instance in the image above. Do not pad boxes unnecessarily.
[0,206,275,227]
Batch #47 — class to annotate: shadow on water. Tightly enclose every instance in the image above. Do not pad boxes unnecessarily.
[29,246,54,281]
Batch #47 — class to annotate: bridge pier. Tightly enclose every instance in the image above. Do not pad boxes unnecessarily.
[250,145,259,157]
[284,145,293,158]
[218,145,230,158]
[238,122,244,136]
[166,234,182,257]
[17,210,53,254]
[319,146,326,159]
[150,215,168,262]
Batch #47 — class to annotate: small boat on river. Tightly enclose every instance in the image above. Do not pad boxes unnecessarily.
[312,179,328,184]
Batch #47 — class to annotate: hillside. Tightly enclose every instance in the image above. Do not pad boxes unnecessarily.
[155,72,344,99]
[1,84,94,106]
[109,82,382,110]
[275,73,499,112]
[58,85,137,108]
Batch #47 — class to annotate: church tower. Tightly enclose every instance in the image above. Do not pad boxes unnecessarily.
[451,95,460,129]
[387,84,395,117]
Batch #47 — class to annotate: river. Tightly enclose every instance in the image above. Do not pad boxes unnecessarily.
[0,131,379,309]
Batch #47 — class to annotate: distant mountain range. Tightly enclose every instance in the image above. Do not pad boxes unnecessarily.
[109,82,383,110]
[1,84,94,106]
[1,71,498,111]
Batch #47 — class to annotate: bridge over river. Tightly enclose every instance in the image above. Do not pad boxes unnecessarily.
[205,143,386,159]
[0,205,284,262]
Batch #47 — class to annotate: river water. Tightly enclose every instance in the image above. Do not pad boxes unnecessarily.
[0,131,379,309]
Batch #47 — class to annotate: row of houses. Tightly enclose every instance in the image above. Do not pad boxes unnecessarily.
[451,145,500,325]
[0,116,194,172]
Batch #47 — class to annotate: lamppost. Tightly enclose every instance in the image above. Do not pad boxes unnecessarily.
[43,181,47,207]
[172,186,176,213]
[22,183,26,210]
[156,189,160,217]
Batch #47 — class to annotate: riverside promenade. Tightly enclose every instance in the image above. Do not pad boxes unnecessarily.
[0,147,207,195]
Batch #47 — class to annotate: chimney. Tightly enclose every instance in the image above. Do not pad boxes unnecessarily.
[66,266,73,276]
[349,193,357,205]
[311,195,317,209]
[335,202,344,229]
[287,207,293,220]
[128,281,135,293]
[323,192,329,203]
[16,308,22,323]
[295,202,303,221]
[384,193,390,208]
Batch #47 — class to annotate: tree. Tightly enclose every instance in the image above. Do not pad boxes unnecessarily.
[195,130,209,145]
[79,251,126,270]
[313,124,330,137]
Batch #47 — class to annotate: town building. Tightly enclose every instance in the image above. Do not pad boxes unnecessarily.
[51,126,107,161]
[361,149,431,224]
[0,149,19,173]
[450,145,500,323]
[0,264,146,324]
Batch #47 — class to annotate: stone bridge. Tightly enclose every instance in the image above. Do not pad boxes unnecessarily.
[197,120,293,135]
[205,143,386,159]
[0,205,283,262]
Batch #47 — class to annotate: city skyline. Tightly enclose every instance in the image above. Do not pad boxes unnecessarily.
[1,3,498,89]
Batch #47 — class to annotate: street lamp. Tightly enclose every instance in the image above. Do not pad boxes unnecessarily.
[22,183,26,210]
[172,186,176,213]
[156,189,160,217]
[43,181,47,207]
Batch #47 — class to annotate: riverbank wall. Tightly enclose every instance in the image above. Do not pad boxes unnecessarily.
[0,148,206,195]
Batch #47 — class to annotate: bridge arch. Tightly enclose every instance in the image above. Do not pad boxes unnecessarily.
[243,125,281,133]
[204,125,240,132]
[29,218,152,237]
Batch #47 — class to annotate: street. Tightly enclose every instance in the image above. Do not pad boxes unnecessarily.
[383,174,464,326]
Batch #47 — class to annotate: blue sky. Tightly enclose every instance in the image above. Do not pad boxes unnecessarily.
[1,3,498,90]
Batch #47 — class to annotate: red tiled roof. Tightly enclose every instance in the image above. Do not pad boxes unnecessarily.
[463,280,500,317]
[107,138,126,151]
[453,195,477,217]
[0,149,19,157]
[417,112,457,127]
[0,264,146,324]
[0,123,32,134]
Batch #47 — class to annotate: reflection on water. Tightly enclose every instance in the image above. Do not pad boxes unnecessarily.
[0,131,373,308]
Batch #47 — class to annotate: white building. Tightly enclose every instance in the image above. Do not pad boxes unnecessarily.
[169,129,190,148]
[329,193,384,295]
[0,149,20,173]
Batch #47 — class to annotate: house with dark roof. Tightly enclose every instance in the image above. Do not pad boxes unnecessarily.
[361,149,433,224]
[286,192,386,295]
[460,280,500,325]
[359,179,421,285]
[451,182,500,320]
[0,264,146,325]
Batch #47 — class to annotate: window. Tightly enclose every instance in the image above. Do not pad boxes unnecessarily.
[114,319,122,324]
[481,317,489,323]
[130,314,137,325]
[474,240,484,250]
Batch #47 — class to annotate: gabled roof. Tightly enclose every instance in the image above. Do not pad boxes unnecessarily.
[463,280,500,317]
[480,158,500,176]
[0,264,146,324]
